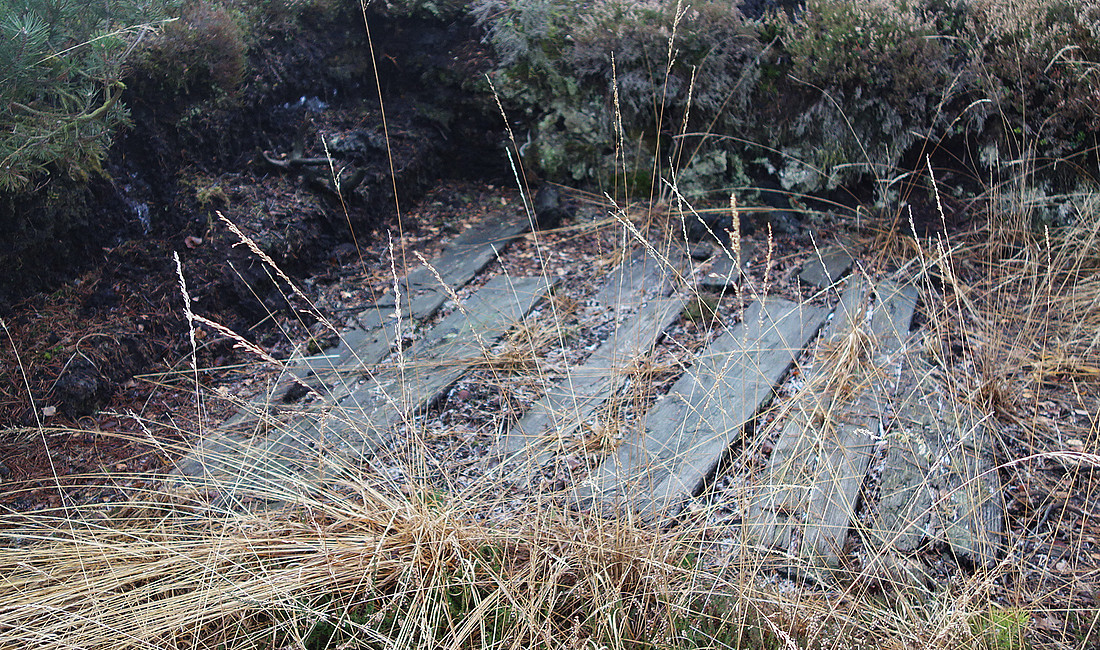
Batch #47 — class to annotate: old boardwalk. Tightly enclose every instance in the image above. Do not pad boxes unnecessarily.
[747,279,919,570]
[176,211,1003,582]
[578,298,830,516]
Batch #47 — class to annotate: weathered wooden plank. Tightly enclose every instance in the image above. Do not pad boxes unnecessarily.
[799,245,854,288]
[399,212,534,313]
[300,212,533,394]
[218,213,531,430]
[176,275,550,485]
[591,245,686,309]
[580,298,829,516]
[746,279,918,568]
[493,296,686,472]
[265,275,553,460]
[489,246,688,473]
[746,279,876,559]
[871,361,1004,568]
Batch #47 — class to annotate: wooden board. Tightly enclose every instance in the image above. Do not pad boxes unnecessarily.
[230,212,531,422]
[746,279,918,569]
[175,275,550,485]
[397,212,534,317]
[798,245,854,288]
[493,296,686,474]
[490,247,688,475]
[871,361,1004,568]
[580,298,830,517]
[262,275,553,460]
[590,245,686,310]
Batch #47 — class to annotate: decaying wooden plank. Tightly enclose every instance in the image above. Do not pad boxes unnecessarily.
[490,247,688,474]
[746,279,919,569]
[872,361,1004,568]
[398,212,534,311]
[226,212,532,425]
[175,275,550,486]
[493,296,686,474]
[591,245,686,309]
[265,275,553,459]
[798,245,854,288]
[176,214,531,482]
[580,298,829,517]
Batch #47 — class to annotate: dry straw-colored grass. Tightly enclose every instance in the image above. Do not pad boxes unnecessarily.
[6,188,1099,650]
[0,470,692,650]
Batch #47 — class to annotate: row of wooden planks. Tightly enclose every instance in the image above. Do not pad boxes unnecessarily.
[175,212,1002,579]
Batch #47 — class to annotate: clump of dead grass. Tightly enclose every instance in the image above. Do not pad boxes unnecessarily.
[1,457,1022,650]
[0,468,688,650]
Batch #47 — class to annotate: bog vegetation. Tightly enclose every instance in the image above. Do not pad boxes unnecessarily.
[2,0,1099,649]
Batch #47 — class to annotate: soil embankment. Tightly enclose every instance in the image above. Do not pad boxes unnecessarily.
[0,7,502,424]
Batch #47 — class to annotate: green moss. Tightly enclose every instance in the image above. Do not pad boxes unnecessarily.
[683,296,720,325]
[969,608,1029,650]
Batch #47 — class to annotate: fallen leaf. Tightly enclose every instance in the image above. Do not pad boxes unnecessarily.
[184,235,203,249]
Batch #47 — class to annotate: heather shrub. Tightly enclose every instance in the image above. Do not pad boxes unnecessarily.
[465,0,1100,210]
[130,1,248,99]
[475,0,762,192]
[745,0,967,193]
[968,0,1100,157]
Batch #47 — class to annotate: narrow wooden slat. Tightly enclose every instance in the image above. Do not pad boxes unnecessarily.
[400,212,535,309]
[226,212,532,425]
[697,244,755,290]
[799,245,854,288]
[746,279,918,568]
[591,245,685,309]
[746,279,874,558]
[581,298,829,517]
[490,247,688,474]
[493,296,686,473]
[872,361,1004,567]
[268,275,553,459]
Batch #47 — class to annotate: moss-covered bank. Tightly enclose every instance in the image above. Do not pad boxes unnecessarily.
[473,0,1100,218]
